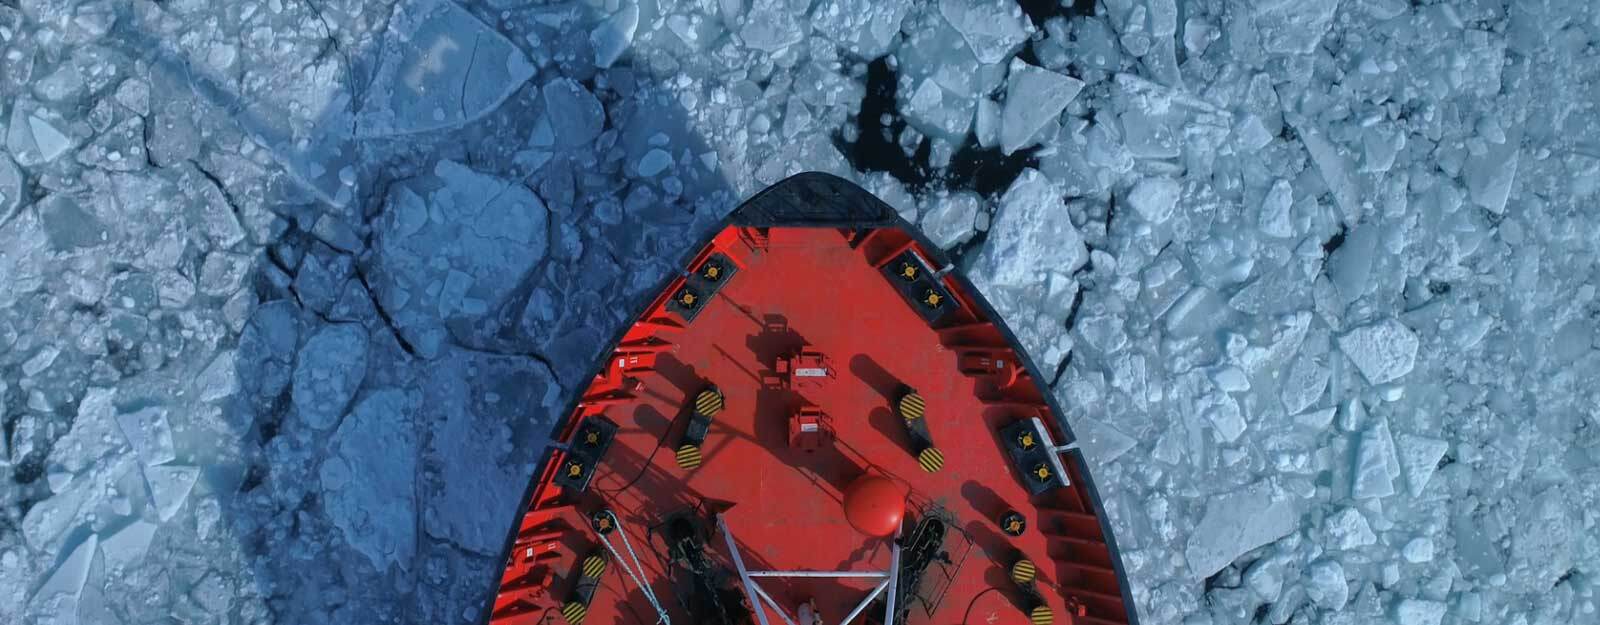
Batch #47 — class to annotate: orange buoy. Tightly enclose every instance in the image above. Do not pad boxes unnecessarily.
[842,474,904,537]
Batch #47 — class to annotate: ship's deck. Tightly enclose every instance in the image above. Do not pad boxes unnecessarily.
[576,228,1067,625]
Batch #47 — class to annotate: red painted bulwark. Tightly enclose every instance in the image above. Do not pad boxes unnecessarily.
[488,226,1133,625]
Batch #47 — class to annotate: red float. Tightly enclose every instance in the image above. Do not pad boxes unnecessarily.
[842,474,905,537]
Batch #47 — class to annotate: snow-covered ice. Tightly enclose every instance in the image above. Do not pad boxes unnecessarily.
[1338,319,1420,385]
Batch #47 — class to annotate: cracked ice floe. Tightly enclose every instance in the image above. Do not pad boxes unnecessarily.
[423,352,560,555]
[292,323,370,429]
[321,389,419,571]
[1184,481,1299,579]
[357,0,536,137]
[1337,318,1419,386]
[372,160,549,358]
[1000,60,1083,155]
[967,169,1085,366]
[939,0,1030,64]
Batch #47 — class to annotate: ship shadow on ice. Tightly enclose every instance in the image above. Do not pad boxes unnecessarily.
[106,0,740,622]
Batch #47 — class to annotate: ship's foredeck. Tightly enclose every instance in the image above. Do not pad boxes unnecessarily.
[492,220,1132,625]
[588,227,1046,624]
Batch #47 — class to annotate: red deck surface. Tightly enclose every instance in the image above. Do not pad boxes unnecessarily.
[491,226,1131,625]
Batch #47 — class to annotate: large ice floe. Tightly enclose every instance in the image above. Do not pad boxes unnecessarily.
[2,0,1599,624]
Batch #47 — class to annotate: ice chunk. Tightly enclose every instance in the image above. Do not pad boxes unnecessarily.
[1207,398,1246,444]
[1394,433,1447,496]
[357,0,536,136]
[1402,537,1435,563]
[1185,482,1299,579]
[1295,406,1337,429]
[1327,223,1380,306]
[970,170,1086,288]
[636,149,673,177]
[1351,418,1399,499]
[809,0,912,58]
[8,105,76,166]
[741,0,804,52]
[903,78,973,142]
[321,389,419,571]
[1299,124,1363,222]
[1244,554,1286,602]
[1305,559,1349,610]
[1258,180,1293,237]
[292,323,369,429]
[115,407,175,467]
[99,520,157,571]
[543,79,605,147]
[1210,366,1249,393]
[1509,489,1577,590]
[23,345,60,377]
[591,6,639,68]
[1126,177,1181,224]
[1235,113,1273,152]
[1072,415,1137,464]
[920,191,982,249]
[1254,0,1340,55]
[31,534,97,606]
[1165,286,1229,339]
[1281,349,1330,415]
[1337,319,1419,385]
[1000,60,1083,154]
[940,0,1029,63]
[145,465,199,521]
[1394,599,1446,625]
[975,97,1001,149]
[0,154,22,224]
[1464,135,1519,214]
[1323,507,1376,550]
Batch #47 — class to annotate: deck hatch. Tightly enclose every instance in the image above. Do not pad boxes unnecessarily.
[879,250,955,324]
